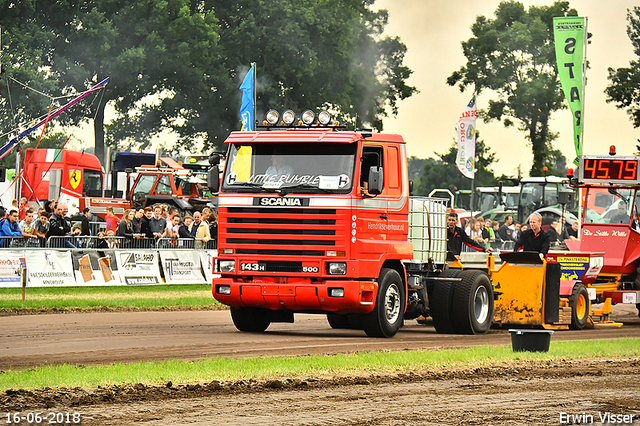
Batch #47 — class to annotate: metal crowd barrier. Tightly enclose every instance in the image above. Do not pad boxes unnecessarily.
[43,236,217,250]
[0,236,43,248]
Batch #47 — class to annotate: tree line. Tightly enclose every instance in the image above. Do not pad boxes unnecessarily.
[0,0,415,165]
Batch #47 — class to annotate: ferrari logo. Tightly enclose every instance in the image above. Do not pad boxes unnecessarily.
[69,169,82,190]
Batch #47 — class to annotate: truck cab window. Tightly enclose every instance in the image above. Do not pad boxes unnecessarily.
[360,147,383,193]
[83,170,102,197]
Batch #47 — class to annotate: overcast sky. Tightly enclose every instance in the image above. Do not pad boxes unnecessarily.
[375,0,639,178]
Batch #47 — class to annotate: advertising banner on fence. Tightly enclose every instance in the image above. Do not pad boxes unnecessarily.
[199,250,218,284]
[160,250,206,284]
[115,250,163,285]
[27,251,75,287]
[71,250,122,286]
[0,250,26,287]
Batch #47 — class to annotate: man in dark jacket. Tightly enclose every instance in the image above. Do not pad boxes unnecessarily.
[447,213,493,261]
[498,215,515,241]
[514,212,551,255]
[46,202,74,248]
[80,208,91,236]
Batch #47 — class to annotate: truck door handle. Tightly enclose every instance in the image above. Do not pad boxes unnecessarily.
[380,214,388,219]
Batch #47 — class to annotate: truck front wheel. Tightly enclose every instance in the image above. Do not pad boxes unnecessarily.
[230,307,271,332]
[363,268,405,338]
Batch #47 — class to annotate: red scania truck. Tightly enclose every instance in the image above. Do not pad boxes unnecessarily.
[211,110,497,337]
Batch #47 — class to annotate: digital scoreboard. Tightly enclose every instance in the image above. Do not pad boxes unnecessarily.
[579,155,640,184]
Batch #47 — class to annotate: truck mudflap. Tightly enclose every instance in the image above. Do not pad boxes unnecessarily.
[213,277,378,314]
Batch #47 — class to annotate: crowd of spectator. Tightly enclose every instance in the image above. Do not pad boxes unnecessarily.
[0,197,218,249]
[460,213,576,251]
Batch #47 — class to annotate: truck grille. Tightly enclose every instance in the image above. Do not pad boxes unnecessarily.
[222,206,345,257]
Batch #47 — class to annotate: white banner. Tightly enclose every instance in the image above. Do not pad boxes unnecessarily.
[199,250,219,284]
[160,250,206,284]
[0,250,26,287]
[72,250,122,286]
[456,94,477,179]
[115,250,163,285]
[27,251,75,287]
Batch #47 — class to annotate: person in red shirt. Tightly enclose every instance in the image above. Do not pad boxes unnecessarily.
[105,206,120,233]
[18,197,30,221]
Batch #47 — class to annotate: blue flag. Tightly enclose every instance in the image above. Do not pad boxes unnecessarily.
[239,64,255,131]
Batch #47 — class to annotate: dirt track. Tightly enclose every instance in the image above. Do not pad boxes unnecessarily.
[1,305,640,425]
[2,304,640,370]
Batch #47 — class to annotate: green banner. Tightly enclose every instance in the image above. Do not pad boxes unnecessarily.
[553,16,586,166]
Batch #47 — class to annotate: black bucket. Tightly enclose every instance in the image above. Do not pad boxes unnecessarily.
[508,329,554,352]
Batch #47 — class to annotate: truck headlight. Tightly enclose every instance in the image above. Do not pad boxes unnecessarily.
[327,262,347,275]
[329,288,344,297]
[216,285,231,295]
[218,260,235,273]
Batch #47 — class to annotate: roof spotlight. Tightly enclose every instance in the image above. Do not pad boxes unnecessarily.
[266,109,279,125]
[301,109,315,125]
[318,110,331,125]
[282,109,296,125]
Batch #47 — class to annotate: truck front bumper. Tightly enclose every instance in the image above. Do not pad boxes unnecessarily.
[212,277,377,314]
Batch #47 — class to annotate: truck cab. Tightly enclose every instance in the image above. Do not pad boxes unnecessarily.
[213,126,414,337]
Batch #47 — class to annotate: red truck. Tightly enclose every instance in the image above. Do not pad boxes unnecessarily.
[211,112,496,337]
[19,148,213,219]
[21,148,104,210]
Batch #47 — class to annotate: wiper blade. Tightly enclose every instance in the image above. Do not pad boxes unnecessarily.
[227,182,273,192]
[277,183,332,195]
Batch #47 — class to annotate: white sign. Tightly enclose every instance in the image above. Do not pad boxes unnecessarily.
[0,250,25,287]
[27,251,75,287]
[160,251,206,284]
[72,251,122,286]
[115,250,163,285]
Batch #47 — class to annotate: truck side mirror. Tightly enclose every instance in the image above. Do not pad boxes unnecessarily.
[558,191,574,205]
[368,166,383,195]
[208,166,220,193]
[209,153,221,166]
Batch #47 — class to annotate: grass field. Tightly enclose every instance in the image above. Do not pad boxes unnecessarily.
[1,338,639,391]
[0,284,227,312]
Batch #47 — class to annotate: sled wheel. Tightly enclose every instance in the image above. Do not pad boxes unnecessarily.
[569,283,590,330]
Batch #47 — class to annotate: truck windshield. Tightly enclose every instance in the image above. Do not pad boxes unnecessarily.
[222,142,356,193]
[584,187,635,224]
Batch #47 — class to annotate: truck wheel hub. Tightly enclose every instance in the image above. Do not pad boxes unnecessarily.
[384,284,401,323]
[474,286,489,324]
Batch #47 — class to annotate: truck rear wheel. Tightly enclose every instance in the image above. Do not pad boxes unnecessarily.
[430,269,461,334]
[230,307,271,332]
[569,283,590,330]
[452,270,494,334]
[363,268,404,338]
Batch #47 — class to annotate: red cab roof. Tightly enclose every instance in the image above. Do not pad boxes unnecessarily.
[225,129,405,145]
